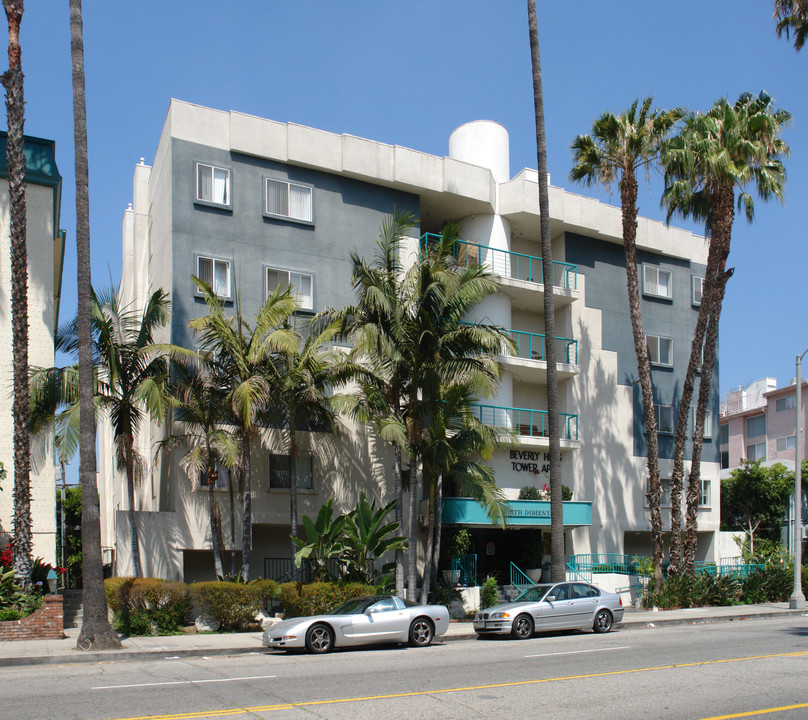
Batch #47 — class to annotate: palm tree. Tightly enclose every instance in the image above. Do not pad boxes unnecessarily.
[1,0,31,586]
[159,356,240,578]
[774,0,808,50]
[527,0,566,582]
[69,0,120,650]
[190,279,298,579]
[56,287,171,577]
[266,312,345,582]
[570,98,683,581]
[337,211,416,597]
[663,91,790,574]
[409,226,511,601]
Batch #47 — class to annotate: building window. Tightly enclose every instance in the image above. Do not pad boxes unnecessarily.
[647,334,673,367]
[746,442,766,461]
[195,163,230,207]
[198,464,229,490]
[776,395,796,412]
[699,480,711,507]
[655,404,674,434]
[746,415,766,438]
[719,424,729,445]
[269,454,314,490]
[266,268,313,311]
[643,265,672,299]
[721,450,729,469]
[196,256,231,299]
[692,275,704,306]
[689,408,713,439]
[265,178,313,223]
[776,436,796,452]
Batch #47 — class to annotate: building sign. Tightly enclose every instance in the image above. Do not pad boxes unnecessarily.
[510,450,563,475]
[507,505,550,519]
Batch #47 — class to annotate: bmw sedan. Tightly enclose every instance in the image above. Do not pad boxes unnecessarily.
[473,581,623,639]
[263,595,450,653]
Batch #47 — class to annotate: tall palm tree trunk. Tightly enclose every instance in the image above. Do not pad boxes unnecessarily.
[229,468,237,577]
[2,0,31,587]
[394,443,404,597]
[240,434,252,579]
[431,471,443,587]
[420,480,435,605]
[289,429,299,582]
[668,186,733,575]
[528,0,564,582]
[206,465,224,578]
[70,0,120,649]
[125,435,142,577]
[619,171,664,582]
[407,458,420,600]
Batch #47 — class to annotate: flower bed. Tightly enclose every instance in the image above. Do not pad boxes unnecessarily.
[0,594,65,641]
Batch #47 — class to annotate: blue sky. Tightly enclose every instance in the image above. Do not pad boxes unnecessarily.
[17,1,808,398]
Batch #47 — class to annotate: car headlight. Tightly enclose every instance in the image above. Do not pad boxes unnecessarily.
[488,612,510,619]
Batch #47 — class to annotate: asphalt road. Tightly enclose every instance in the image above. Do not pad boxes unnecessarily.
[3,616,807,720]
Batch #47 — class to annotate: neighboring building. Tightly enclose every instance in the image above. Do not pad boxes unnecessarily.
[720,377,808,472]
[101,100,720,582]
[0,132,65,564]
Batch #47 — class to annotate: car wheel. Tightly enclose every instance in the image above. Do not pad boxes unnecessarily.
[409,617,434,647]
[593,609,613,633]
[305,623,334,653]
[511,614,534,640]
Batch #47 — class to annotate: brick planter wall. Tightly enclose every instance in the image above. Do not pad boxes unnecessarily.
[0,594,65,640]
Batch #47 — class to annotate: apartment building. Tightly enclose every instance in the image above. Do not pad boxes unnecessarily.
[720,377,807,471]
[101,100,720,582]
[0,132,65,565]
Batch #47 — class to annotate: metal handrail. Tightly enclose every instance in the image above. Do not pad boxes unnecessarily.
[460,323,579,365]
[420,233,578,290]
[469,404,579,441]
[510,562,537,594]
[449,554,478,586]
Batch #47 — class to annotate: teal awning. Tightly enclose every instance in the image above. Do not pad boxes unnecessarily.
[442,497,591,527]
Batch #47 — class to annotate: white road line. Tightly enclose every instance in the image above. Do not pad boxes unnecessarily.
[525,646,630,658]
[92,675,276,690]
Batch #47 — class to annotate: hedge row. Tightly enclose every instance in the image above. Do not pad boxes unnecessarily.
[103,577,378,635]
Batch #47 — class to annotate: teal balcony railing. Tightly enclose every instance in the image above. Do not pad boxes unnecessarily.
[507,329,578,365]
[469,404,579,441]
[420,233,577,290]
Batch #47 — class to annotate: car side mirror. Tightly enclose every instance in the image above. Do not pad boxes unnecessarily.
[546,595,556,602]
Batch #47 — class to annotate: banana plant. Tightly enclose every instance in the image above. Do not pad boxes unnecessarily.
[292,499,347,581]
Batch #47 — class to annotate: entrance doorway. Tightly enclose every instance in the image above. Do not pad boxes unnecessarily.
[463,527,547,583]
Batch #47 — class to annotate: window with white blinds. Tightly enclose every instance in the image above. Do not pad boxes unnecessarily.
[643,265,672,299]
[196,256,231,298]
[195,163,230,207]
[267,267,313,310]
[265,178,313,222]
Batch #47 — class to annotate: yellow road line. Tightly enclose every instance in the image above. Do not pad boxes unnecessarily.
[109,650,808,720]
[700,702,808,719]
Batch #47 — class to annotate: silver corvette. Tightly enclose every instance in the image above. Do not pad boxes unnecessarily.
[263,594,450,653]
[474,581,624,639]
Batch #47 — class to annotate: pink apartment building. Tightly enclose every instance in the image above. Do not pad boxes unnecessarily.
[720,377,808,471]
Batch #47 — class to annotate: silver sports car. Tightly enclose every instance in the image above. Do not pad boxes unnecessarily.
[263,594,450,653]
[474,581,624,639]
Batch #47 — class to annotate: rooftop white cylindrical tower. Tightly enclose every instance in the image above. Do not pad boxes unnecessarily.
[448,120,510,183]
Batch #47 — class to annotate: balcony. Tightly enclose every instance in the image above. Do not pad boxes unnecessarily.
[469,404,580,448]
[501,329,578,383]
[420,234,578,309]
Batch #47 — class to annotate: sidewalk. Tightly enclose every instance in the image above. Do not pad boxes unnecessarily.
[1,602,804,667]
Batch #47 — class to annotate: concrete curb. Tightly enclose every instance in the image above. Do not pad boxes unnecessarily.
[2,608,803,667]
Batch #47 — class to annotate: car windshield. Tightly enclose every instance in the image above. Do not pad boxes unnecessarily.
[330,596,381,615]
[514,584,553,603]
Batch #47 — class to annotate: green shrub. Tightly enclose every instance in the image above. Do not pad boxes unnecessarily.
[741,565,792,603]
[105,577,191,635]
[643,572,740,609]
[277,582,376,618]
[481,576,498,609]
[518,485,542,500]
[16,591,43,617]
[250,579,279,615]
[190,581,262,631]
[0,607,21,621]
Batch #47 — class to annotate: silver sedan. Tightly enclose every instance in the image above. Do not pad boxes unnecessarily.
[263,594,450,653]
[474,581,624,639]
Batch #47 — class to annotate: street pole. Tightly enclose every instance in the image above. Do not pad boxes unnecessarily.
[790,348,807,609]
